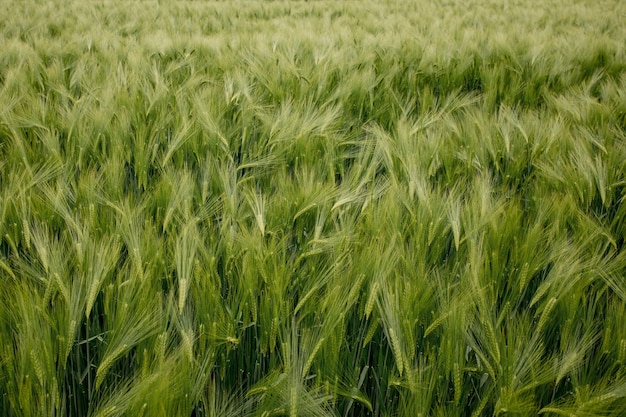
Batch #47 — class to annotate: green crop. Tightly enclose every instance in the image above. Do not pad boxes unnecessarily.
[1,0,625,416]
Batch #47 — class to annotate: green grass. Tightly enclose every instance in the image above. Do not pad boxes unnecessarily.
[1,0,625,416]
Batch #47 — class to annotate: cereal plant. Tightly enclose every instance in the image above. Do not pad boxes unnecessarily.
[1,0,625,416]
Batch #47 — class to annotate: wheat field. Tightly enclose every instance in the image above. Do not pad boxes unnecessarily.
[1,0,625,416]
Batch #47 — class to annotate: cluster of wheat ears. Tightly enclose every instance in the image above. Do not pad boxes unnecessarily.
[0,0,625,416]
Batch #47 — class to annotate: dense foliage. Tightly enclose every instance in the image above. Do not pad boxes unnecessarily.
[1,0,625,416]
